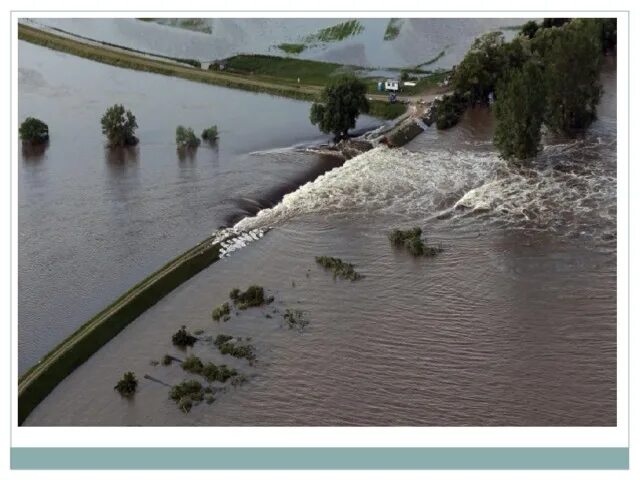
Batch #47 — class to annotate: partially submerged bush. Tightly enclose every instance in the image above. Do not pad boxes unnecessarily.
[101,104,139,147]
[114,371,138,397]
[388,227,443,257]
[284,309,309,331]
[171,326,197,347]
[161,354,174,366]
[315,256,363,281]
[19,117,49,145]
[230,285,266,310]
[181,354,204,374]
[213,334,234,346]
[201,362,238,383]
[176,126,201,149]
[169,379,204,413]
[211,302,231,322]
[215,335,257,362]
[201,125,219,142]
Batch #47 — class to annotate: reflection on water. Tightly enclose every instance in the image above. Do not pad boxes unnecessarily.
[21,141,50,160]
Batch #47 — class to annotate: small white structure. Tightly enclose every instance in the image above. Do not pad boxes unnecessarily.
[403,81,417,87]
[384,79,399,92]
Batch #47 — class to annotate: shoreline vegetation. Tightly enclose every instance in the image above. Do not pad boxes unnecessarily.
[18,23,411,121]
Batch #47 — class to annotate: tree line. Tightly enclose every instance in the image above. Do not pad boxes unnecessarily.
[437,18,616,161]
[20,104,219,152]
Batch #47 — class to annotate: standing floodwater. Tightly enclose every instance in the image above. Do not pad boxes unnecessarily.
[24,56,616,426]
[18,41,378,373]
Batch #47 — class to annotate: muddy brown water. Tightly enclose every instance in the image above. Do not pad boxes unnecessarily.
[22,52,617,426]
[18,41,379,373]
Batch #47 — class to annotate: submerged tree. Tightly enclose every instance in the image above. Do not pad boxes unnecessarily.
[541,19,603,134]
[494,60,546,161]
[19,117,49,145]
[100,104,139,147]
[310,75,369,140]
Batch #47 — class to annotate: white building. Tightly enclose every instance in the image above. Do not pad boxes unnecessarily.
[384,79,399,92]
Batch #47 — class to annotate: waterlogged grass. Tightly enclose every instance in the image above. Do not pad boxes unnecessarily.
[315,256,363,281]
[211,302,231,321]
[388,227,443,257]
[384,19,403,41]
[277,43,306,54]
[306,20,364,43]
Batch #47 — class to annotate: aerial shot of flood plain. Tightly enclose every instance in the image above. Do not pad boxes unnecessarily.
[17,17,617,426]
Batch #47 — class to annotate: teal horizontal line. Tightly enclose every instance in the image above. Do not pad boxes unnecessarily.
[11,447,629,470]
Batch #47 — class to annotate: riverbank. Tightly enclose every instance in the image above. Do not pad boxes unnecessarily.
[18,23,412,120]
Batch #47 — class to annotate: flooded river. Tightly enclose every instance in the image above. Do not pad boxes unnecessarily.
[18,41,378,373]
[22,43,617,425]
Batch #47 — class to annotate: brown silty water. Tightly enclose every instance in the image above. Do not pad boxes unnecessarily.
[22,50,617,426]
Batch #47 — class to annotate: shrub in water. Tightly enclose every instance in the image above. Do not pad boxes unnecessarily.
[388,227,443,257]
[181,354,204,374]
[101,104,139,147]
[315,256,363,280]
[230,285,266,309]
[169,380,204,413]
[201,362,238,383]
[215,335,257,362]
[19,117,49,145]
[201,125,219,142]
[172,326,197,347]
[176,125,201,149]
[211,302,231,322]
[114,371,138,397]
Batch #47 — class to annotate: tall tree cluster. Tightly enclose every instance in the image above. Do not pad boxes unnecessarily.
[448,18,615,162]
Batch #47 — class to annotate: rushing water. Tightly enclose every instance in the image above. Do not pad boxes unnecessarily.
[18,41,379,373]
[23,51,617,426]
[29,17,525,69]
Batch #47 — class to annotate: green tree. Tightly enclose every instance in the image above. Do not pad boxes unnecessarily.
[542,19,603,133]
[310,75,369,139]
[114,372,138,397]
[100,104,139,147]
[451,31,509,104]
[175,126,200,148]
[520,20,539,39]
[201,125,219,142]
[19,117,49,144]
[494,60,546,161]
